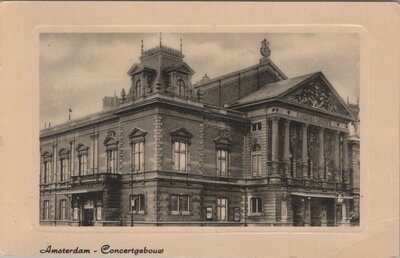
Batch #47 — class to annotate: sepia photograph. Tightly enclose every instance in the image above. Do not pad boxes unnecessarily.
[39,33,360,227]
[1,2,399,257]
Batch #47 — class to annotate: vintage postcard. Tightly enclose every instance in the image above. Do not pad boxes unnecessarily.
[0,2,398,257]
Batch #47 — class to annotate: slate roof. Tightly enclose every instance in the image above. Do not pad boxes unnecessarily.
[228,71,320,107]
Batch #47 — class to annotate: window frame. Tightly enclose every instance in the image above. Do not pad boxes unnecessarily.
[59,158,68,181]
[251,122,262,132]
[43,200,50,220]
[106,149,118,174]
[43,160,51,184]
[59,199,67,220]
[170,194,191,215]
[250,197,262,215]
[216,148,230,176]
[251,144,262,177]
[217,197,228,221]
[135,79,142,98]
[78,153,88,176]
[172,140,189,172]
[130,194,145,214]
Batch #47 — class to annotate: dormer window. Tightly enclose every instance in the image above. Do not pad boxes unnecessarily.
[177,79,186,97]
[135,79,142,98]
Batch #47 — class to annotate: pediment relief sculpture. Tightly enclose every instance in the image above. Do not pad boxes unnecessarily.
[285,79,349,115]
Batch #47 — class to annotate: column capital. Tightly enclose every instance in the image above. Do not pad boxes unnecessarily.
[270,116,280,122]
[301,123,309,130]
[284,119,291,125]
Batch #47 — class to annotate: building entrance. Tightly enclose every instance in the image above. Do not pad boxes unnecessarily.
[82,209,94,226]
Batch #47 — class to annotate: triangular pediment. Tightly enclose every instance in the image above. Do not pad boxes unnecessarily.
[165,62,195,75]
[129,128,147,139]
[170,127,193,139]
[127,63,155,76]
[280,73,353,117]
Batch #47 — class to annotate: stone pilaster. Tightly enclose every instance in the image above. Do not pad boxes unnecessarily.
[153,114,163,171]
[198,122,205,174]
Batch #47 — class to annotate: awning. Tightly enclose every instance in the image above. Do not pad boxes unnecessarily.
[291,192,353,199]
[56,188,104,195]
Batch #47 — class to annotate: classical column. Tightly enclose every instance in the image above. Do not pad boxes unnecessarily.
[301,124,309,179]
[283,120,291,177]
[271,117,280,175]
[318,128,325,180]
[334,131,340,182]
[342,133,349,182]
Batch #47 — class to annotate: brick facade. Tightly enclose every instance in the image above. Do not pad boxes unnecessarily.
[40,41,360,226]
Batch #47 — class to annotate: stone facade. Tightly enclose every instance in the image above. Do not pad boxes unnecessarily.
[40,39,360,226]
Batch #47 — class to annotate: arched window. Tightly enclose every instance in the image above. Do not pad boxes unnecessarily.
[58,148,70,182]
[177,79,186,97]
[135,79,142,98]
[104,130,118,174]
[76,144,89,176]
[214,129,232,177]
[42,152,52,184]
[251,144,262,177]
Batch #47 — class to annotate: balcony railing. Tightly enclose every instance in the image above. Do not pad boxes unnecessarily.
[69,172,121,186]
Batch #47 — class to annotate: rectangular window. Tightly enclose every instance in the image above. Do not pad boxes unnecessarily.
[43,200,49,220]
[44,161,51,183]
[250,197,262,214]
[217,197,228,221]
[60,159,67,181]
[130,194,145,212]
[233,207,240,222]
[173,141,188,172]
[206,207,213,221]
[79,154,88,175]
[251,122,262,132]
[59,199,67,220]
[171,195,190,213]
[132,141,144,172]
[217,149,229,176]
[107,150,117,173]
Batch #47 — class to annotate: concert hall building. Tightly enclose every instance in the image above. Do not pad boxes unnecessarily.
[39,38,360,226]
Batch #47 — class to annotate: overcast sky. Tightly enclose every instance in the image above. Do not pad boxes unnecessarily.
[40,33,360,128]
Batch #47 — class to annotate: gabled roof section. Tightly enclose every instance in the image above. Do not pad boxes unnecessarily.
[229,72,319,106]
[229,71,355,118]
[194,59,287,89]
[164,62,195,75]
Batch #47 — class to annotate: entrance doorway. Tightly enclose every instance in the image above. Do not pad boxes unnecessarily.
[82,209,94,226]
